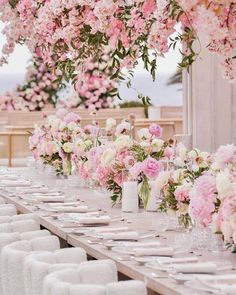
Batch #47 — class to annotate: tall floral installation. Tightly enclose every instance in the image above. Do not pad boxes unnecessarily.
[0,0,235,102]
[0,58,61,111]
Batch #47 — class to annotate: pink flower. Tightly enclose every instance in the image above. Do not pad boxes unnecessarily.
[212,144,236,169]
[164,147,174,159]
[142,157,163,180]
[114,172,123,186]
[190,198,216,227]
[96,166,110,186]
[174,186,190,202]
[149,124,163,138]
[194,174,217,201]
[142,0,156,17]
[129,162,143,179]
[64,112,81,124]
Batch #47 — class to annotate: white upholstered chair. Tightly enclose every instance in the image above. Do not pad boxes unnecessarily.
[0,219,40,233]
[0,204,17,216]
[23,247,87,295]
[1,235,60,295]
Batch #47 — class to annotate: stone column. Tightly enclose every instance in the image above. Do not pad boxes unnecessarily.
[183,49,236,153]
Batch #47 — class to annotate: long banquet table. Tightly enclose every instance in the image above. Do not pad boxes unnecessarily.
[1,168,236,295]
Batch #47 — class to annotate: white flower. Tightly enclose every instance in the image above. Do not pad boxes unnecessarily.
[140,141,150,148]
[173,157,185,168]
[155,171,170,190]
[115,135,133,149]
[115,121,132,136]
[51,141,60,153]
[106,118,116,131]
[62,142,73,153]
[101,148,116,166]
[84,139,93,148]
[137,128,151,140]
[67,121,77,131]
[188,149,199,159]
[216,171,232,197]
[177,143,187,161]
[75,139,86,151]
[173,169,185,182]
[151,138,164,151]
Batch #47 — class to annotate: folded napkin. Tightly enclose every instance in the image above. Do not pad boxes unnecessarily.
[93,227,129,234]
[134,247,174,257]
[0,175,18,181]
[0,180,31,187]
[171,262,217,274]
[18,187,49,194]
[102,231,139,240]
[76,216,111,225]
[158,256,198,265]
[122,241,161,248]
[34,195,66,203]
[53,205,88,213]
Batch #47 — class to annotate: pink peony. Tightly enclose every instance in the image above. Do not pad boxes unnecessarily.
[142,157,163,180]
[149,124,163,138]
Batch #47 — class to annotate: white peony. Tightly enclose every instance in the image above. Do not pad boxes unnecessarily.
[115,135,133,149]
[101,148,116,166]
[137,128,151,140]
[106,118,116,131]
[62,142,73,153]
[216,171,233,197]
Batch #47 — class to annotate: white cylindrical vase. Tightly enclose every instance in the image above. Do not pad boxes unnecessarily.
[146,181,159,212]
[122,181,139,213]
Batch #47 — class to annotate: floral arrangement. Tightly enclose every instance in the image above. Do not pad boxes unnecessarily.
[85,122,175,207]
[29,109,83,175]
[157,144,211,227]
[0,0,234,101]
[189,144,236,251]
[0,58,61,111]
[58,51,117,110]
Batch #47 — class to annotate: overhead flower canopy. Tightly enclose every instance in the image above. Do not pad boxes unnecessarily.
[0,0,235,94]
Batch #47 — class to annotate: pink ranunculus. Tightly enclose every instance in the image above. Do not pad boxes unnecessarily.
[124,155,135,169]
[142,157,163,180]
[174,186,190,202]
[149,124,163,138]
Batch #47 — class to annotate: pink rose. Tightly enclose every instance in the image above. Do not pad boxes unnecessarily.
[174,186,190,202]
[142,157,163,180]
[149,124,163,138]
[129,162,143,179]
[164,147,174,159]
[96,166,110,186]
